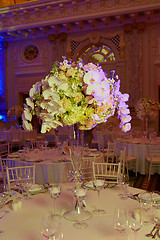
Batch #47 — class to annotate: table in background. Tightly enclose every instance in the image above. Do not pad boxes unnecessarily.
[116,138,160,175]
[8,148,102,184]
[0,129,37,146]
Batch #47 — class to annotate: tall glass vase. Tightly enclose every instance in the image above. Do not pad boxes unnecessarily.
[63,124,92,222]
[69,124,84,185]
[144,116,149,138]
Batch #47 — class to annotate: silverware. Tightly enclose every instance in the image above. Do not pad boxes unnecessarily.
[146,225,160,238]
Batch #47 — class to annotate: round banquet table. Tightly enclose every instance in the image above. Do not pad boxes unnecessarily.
[8,148,103,184]
[0,129,36,145]
[116,139,160,175]
[0,183,156,240]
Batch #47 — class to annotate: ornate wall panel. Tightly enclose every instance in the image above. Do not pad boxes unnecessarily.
[125,29,142,106]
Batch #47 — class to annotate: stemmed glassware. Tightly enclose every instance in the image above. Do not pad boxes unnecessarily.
[48,184,61,220]
[0,194,7,236]
[128,209,142,240]
[41,213,61,240]
[92,178,105,215]
[118,173,129,200]
[113,208,128,236]
[139,192,153,225]
[73,187,88,229]
[23,173,33,200]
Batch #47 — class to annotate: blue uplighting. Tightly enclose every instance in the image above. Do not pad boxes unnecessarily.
[0,115,7,122]
[0,36,4,50]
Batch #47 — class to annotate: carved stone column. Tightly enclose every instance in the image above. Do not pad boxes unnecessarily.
[0,38,8,119]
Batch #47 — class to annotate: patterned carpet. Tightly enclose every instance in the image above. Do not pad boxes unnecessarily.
[133,173,160,192]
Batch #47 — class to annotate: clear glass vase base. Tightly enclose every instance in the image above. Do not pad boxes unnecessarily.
[63,209,92,222]
[92,209,106,215]
[73,221,88,229]
[49,213,62,221]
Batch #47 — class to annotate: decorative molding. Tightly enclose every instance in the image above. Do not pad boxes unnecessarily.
[152,23,160,63]
[0,0,159,40]
[49,32,68,43]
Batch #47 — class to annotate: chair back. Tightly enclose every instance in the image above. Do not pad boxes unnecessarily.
[148,144,160,158]
[92,162,121,184]
[0,157,20,189]
[6,165,35,191]
[96,132,105,152]
[119,148,127,175]
[0,142,10,158]
[106,141,116,163]
[81,158,94,182]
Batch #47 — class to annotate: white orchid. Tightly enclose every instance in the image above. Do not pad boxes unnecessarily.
[22,58,132,133]
[26,98,34,110]
[29,82,41,98]
[23,106,32,122]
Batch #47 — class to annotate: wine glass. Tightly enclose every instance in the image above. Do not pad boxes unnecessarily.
[113,208,128,236]
[23,173,33,200]
[139,192,153,225]
[41,213,61,240]
[118,173,129,200]
[92,178,105,215]
[73,187,88,229]
[48,184,61,220]
[0,194,7,236]
[128,209,142,240]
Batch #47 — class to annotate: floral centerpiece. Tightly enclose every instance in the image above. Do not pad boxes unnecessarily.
[7,105,23,118]
[135,97,160,120]
[22,57,131,133]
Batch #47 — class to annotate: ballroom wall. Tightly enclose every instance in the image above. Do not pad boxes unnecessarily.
[2,20,160,132]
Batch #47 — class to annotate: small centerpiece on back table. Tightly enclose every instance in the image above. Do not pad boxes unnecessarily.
[135,97,160,132]
[7,105,23,128]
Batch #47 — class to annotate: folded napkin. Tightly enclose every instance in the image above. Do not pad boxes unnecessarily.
[29,184,42,193]
[139,192,160,202]
[11,198,22,211]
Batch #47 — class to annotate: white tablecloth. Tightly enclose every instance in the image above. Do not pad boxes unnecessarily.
[0,183,155,240]
[9,148,102,184]
[116,139,160,175]
[0,130,36,144]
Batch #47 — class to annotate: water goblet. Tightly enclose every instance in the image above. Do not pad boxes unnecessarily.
[118,173,129,200]
[73,187,88,229]
[128,209,142,240]
[0,194,7,236]
[92,178,105,215]
[113,208,128,236]
[23,175,33,200]
[41,213,61,240]
[49,184,61,220]
[139,192,153,225]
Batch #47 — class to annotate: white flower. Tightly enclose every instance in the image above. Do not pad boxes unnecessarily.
[29,82,41,98]
[26,98,34,110]
[23,107,32,122]
[48,75,61,88]
[23,119,33,131]
[122,123,131,132]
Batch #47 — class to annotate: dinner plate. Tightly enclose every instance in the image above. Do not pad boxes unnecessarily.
[138,191,160,202]
[82,181,115,189]
[88,152,100,157]
[89,148,98,152]
[8,154,20,158]
[29,184,42,194]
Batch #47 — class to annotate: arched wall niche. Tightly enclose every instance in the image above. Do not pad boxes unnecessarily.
[67,30,127,94]
[67,30,126,60]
